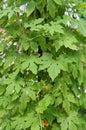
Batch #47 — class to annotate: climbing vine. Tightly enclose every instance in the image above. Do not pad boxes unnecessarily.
[0,0,86,130]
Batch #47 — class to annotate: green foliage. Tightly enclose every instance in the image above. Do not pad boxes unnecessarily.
[0,0,86,130]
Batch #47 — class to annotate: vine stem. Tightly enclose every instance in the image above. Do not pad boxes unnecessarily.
[37,94,43,130]
[29,34,43,41]
[38,114,43,130]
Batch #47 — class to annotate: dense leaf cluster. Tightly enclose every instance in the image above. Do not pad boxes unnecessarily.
[0,0,86,130]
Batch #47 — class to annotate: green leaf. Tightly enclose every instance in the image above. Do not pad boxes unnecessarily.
[0,110,6,118]
[31,118,40,130]
[36,94,51,113]
[12,93,19,101]
[73,117,83,125]
[0,41,6,51]
[72,64,78,79]
[24,18,44,29]
[55,96,63,106]
[69,121,77,130]
[63,99,70,113]
[29,62,37,74]
[62,15,72,25]
[19,92,29,111]
[47,62,60,81]
[8,11,14,19]
[53,40,62,51]
[43,107,57,123]
[22,112,35,129]
[4,56,15,69]
[31,123,40,130]
[54,31,78,50]
[15,78,25,93]
[0,85,5,96]
[47,0,56,18]
[50,21,64,35]
[79,94,86,109]
[21,60,29,70]
[36,0,46,13]
[67,111,79,126]
[74,2,86,9]
[61,83,68,97]
[61,120,68,130]
[77,62,83,85]
[52,124,60,130]
[26,1,35,17]
[0,7,11,19]
[6,124,11,130]
[43,22,64,36]
[53,0,62,5]
[6,84,15,95]
[30,41,38,52]
[78,20,86,37]
[15,83,21,93]
[31,124,40,130]
[27,88,36,101]
[20,37,30,51]
[39,53,52,70]
[67,94,76,104]
[39,60,51,70]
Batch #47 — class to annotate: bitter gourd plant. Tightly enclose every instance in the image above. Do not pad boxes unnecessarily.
[0,0,86,130]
